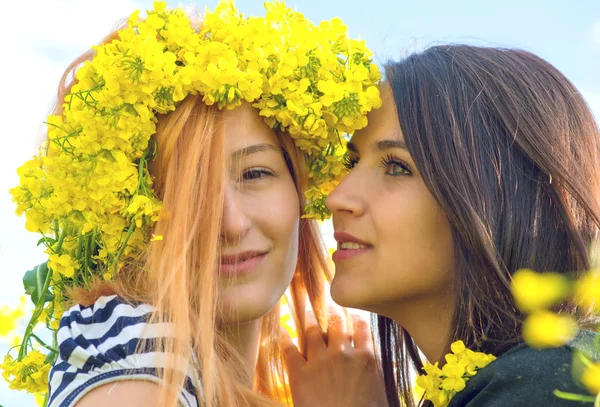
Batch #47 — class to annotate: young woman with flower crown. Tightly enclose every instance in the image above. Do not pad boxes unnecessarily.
[2,2,384,407]
[281,45,600,406]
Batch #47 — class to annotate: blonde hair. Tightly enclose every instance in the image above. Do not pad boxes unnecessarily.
[59,28,330,407]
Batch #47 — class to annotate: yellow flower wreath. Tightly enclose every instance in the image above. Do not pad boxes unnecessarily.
[4,1,381,401]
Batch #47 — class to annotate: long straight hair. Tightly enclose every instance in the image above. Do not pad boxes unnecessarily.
[377,45,600,407]
[58,28,330,407]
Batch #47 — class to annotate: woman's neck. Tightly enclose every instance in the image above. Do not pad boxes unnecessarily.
[218,318,263,387]
[380,296,454,364]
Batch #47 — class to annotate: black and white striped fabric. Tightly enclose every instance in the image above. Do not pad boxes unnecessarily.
[47,295,200,407]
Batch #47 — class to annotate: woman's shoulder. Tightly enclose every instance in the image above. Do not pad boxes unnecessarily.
[57,295,158,345]
[449,330,599,406]
[48,295,199,407]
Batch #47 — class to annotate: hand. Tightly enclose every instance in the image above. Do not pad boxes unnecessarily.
[281,306,388,407]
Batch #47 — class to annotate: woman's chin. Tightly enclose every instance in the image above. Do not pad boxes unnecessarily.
[219,301,276,324]
[218,285,284,324]
[330,276,363,309]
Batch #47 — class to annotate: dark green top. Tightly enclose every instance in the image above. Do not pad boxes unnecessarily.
[448,330,600,406]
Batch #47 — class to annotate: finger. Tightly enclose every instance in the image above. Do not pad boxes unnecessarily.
[327,306,352,351]
[304,308,327,361]
[280,326,306,371]
[350,312,373,350]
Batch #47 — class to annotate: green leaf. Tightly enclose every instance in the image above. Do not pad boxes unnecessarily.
[22,262,54,305]
[37,237,57,247]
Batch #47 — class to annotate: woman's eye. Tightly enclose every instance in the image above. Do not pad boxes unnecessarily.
[343,155,359,170]
[381,154,411,176]
[242,168,274,181]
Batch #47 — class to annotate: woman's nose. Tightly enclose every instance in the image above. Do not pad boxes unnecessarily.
[220,185,251,243]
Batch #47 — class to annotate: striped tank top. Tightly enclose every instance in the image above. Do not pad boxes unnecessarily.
[47,295,200,407]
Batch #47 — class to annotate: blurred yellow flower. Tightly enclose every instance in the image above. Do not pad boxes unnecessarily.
[582,362,600,395]
[522,310,578,349]
[35,393,47,406]
[0,297,26,337]
[511,269,570,313]
[574,269,600,313]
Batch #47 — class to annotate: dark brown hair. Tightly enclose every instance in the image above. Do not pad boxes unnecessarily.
[378,45,600,407]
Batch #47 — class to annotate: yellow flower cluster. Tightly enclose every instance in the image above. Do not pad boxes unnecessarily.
[195,0,381,219]
[1,351,51,394]
[416,341,496,407]
[511,264,600,400]
[511,268,578,348]
[511,268,582,349]
[6,1,380,401]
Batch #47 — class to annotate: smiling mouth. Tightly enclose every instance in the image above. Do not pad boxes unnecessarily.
[332,232,372,262]
[332,245,371,262]
[218,251,267,277]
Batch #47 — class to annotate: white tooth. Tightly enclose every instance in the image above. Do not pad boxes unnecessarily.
[340,242,367,250]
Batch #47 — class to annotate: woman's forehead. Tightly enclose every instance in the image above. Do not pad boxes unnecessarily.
[350,84,403,151]
[224,103,279,149]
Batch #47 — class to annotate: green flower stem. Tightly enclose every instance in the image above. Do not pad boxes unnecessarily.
[52,322,58,350]
[75,234,84,259]
[553,390,596,403]
[18,272,53,359]
[29,334,57,354]
[87,231,96,268]
[136,150,151,195]
[17,230,66,360]
[112,221,136,272]
[53,220,60,240]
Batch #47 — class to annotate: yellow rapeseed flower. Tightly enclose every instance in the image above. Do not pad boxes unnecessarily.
[582,362,600,395]
[0,297,26,338]
[522,310,578,349]
[48,253,79,278]
[2,351,51,393]
[511,268,570,313]
[418,341,496,406]
[574,269,600,313]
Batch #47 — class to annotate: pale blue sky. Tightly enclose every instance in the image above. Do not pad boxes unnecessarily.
[230,0,600,105]
[1,1,598,405]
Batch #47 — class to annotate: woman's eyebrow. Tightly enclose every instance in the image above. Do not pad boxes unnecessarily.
[347,141,358,153]
[347,138,408,154]
[231,143,281,158]
[375,139,408,151]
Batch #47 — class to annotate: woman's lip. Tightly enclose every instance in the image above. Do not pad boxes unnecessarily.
[332,247,371,262]
[220,250,267,263]
[333,232,372,247]
[218,253,266,277]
